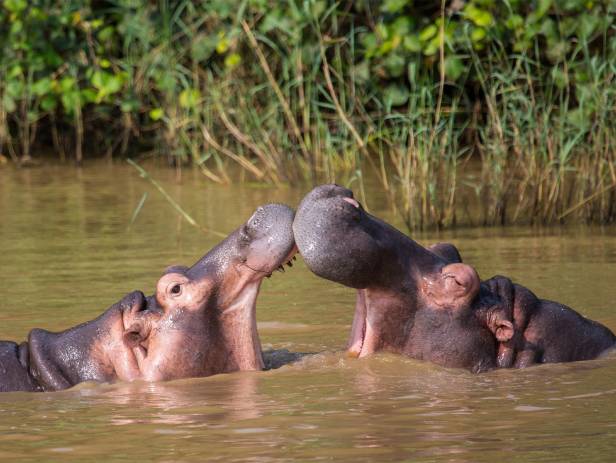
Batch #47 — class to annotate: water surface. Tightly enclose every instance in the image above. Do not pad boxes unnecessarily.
[1,162,615,462]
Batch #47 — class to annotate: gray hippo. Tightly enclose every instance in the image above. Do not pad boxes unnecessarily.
[293,184,615,372]
[0,204,296,392]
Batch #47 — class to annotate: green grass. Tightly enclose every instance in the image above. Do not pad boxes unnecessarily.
[1,1,615,228]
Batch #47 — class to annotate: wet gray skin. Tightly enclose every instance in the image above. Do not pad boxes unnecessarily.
[0,203,297,392]
[293,184,615,372]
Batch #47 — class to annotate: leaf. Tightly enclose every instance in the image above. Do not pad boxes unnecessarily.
[4,0,27,14]
[80,89,97,104]
[31,77,53,97]
[149,108,164,121]
[577,12,600,38]
[353,61,370,83]
[419,24,437,42]
[224,52,241,69]
[310,1,326,18]
[10,19,22,34]
[61,91,81,114]
[155,72,176,93]
[540,18,558,42]
[361,32,378,57]
[179,88,201,109]
[59,77,76,93]
[8,65,22,79]
[40,94,57,112]
[566,108,590,131]
[6,79,24,98]
[382,0,408,13]
[536,0,553,18]
[91,70,105,89]
[444,56,465,81]
[384,53,406,77]
[2,94,16,113]
[384,84,408,107]
[403,35,422,52]
[98,26,114,42]
[465,5,493,27]
[120,100,135,113]
[91,71,125,102]
[216,32,229,54]
[505,14,524,30]
[423,36,440,56]
[471,27,487,43]
[191,34,217,62]
[546,41,569,63]
[551,67,568,89]
[390,16,413,36]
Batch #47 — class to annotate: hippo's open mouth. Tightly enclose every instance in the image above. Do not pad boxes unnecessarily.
[265,251,298,278]
[347,290,371,358]
[245,255,298,278]
[347,315,366,357]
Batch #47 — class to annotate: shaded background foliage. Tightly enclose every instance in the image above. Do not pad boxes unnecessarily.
[1,0,615,228]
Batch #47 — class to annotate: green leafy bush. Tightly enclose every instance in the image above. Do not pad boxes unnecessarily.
[0,0,614,226]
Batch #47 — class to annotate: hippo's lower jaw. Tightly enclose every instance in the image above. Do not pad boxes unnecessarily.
[219,281,266,372]
[212,247,297,373]
[346,288,416,360]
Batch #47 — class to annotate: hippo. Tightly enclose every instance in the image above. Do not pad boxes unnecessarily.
[0,204,296,392]
[293,184,615,372]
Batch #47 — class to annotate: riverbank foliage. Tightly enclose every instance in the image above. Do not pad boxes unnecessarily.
[1,1,615,228]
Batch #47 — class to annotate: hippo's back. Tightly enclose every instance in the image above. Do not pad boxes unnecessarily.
[0,341,41,392]
[533,300,616,363]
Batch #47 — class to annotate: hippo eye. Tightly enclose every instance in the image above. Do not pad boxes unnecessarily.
[170,284,182,296]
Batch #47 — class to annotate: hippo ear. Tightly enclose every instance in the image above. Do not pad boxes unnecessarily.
[494,319,514,342]
[422,263,480,310]
[428,243,463,264]
[164,265,189,275]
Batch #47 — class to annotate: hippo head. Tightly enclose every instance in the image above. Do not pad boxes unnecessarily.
[293,185,506,372]
[122,203,296,381]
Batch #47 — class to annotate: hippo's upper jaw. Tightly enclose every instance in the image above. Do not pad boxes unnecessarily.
[293,184,446,290]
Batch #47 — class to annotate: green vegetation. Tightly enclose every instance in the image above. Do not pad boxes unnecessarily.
[1,1,615,228]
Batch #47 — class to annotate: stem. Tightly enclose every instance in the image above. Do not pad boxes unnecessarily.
[127,158,227,238]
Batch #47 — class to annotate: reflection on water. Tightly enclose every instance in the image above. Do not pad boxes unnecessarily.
[1,162,616,462]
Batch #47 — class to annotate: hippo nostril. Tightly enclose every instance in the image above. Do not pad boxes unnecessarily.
[135,293,149,312]
[342,197,360,208]
[247,208,264,228]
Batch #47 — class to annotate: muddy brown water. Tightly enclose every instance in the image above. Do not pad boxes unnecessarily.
[1,162,615,462]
